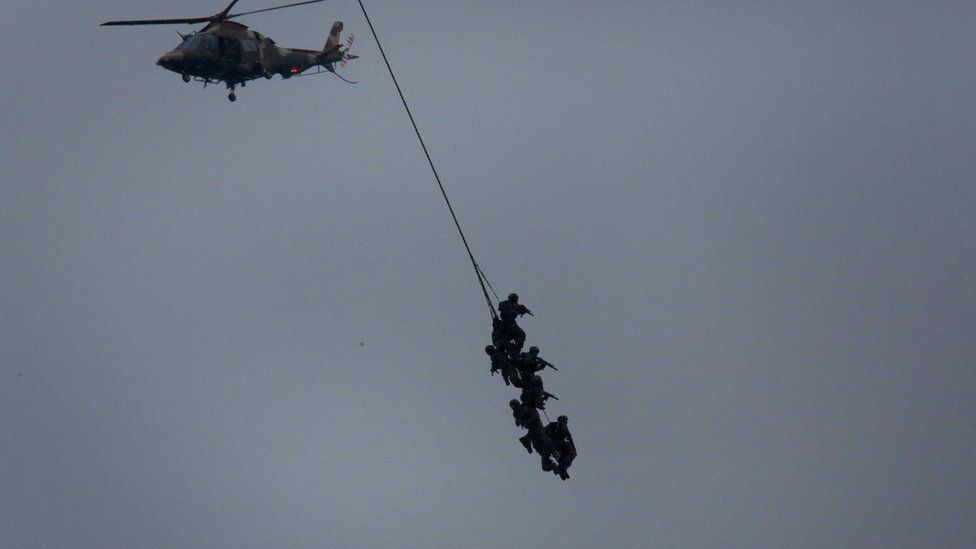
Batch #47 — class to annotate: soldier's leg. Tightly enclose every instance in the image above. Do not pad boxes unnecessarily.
[565,445,577,464]
[506,367,523,388]
[513,325,526,352]
[501,321,525,354]
[557,444,576,479]
[491,318,505,345]
[562,445,577,469]
[538,444,555,471]
[531,430,554,470]
[503,340,519,360]
[518,434,532,454]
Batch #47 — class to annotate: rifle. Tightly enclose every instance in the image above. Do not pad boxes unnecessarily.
[543,391,559,401]
[539,358,559,371]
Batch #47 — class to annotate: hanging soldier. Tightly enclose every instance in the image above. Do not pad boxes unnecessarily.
[545,415,577,480]
[516,346,558,379]
[486,345,520,387]
[509,399,557,472]
[491,318,518,360]
[519,373,557,410]
[495,293,532,354]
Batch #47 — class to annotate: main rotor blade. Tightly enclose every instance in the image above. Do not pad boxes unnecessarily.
[217,0,243,19]
[101,17,211,26]
[227,0,327,20]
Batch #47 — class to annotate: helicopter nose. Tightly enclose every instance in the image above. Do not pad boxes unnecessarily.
[156,51,184,70]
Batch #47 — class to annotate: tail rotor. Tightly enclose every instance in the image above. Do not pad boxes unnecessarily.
[341,33,356,67]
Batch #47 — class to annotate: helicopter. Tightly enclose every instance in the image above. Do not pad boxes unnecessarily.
[102,0,358,101]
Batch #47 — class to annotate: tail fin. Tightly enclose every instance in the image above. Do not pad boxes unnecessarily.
[324,21,343,51]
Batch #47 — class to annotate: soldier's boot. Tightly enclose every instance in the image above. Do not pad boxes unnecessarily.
[519,435,533,454]
[557,464,570,480]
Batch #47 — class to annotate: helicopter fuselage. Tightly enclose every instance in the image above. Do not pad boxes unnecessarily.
[102,0,358,102]
[155,21,353,94]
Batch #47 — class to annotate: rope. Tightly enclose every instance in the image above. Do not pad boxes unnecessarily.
[356,0,498,321]
[476,264,501,303]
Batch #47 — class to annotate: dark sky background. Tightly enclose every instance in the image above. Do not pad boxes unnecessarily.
[2,1,974,547]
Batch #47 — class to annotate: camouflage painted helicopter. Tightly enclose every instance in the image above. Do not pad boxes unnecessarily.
[102,0,357,101]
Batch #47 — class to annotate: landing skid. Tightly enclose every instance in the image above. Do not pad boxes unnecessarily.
[294,67,358,84]
[180,75,244,102]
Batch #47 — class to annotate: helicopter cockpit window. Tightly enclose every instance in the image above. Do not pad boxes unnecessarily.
[179,33,216,52]
[218,36,242,61]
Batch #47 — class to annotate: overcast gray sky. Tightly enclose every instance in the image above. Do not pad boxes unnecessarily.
[2,1,975,547]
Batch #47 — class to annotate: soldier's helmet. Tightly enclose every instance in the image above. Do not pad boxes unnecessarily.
[509,399,520,409]
[485,345,495,354]
[529,346,540,355]
[558,415,568,424]
[508,293,519,302]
